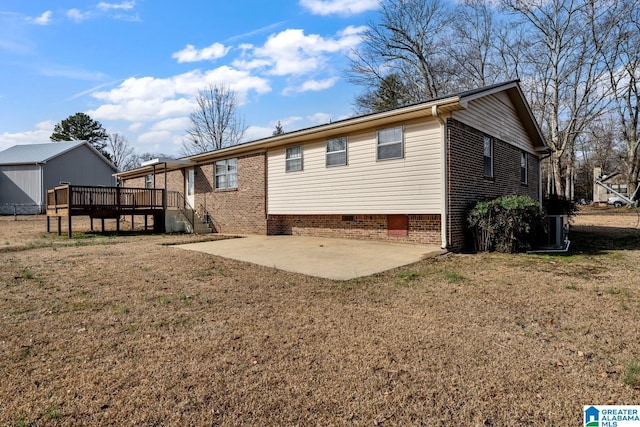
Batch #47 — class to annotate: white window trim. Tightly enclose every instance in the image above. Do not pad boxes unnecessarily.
[326,137,348,167]
[145,174,153,189]
[215,158,238,190]
[377,126,404,161]
[285,145,303,172]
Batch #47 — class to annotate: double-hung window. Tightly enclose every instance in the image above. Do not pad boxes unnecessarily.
[377,126,404,160]
[215,158,238,189]
[326,137,347,167]
[145,174,153,189]
[286,145,303,172]
[520,151,528,184]
[483,136,494,178]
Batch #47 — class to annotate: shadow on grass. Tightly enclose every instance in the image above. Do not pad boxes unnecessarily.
[568,225,640,256]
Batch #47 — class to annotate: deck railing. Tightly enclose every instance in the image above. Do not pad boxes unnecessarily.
[47,185,165,212]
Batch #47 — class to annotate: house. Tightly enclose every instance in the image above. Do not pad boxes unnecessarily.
[117,80,549,251]
[0,141,117,214]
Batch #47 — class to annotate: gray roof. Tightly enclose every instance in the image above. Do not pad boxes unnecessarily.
[0,141,114,168]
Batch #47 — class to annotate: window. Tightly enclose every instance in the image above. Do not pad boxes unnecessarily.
[377,126,404,160]
[608,183,628,195]
[215,158,238,189]
[145,174,153,188]
[520,151,528,184]
[286,145,303,172]
[187,169,194,195]
[326,137,347,167]
[483,137,493,177]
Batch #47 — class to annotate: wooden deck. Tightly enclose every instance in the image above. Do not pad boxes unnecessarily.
[46,185,166,237]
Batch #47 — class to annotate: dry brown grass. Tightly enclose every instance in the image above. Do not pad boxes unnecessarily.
[1,209,639,426]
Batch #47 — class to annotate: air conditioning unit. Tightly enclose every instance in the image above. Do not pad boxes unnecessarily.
[544,215,569,249]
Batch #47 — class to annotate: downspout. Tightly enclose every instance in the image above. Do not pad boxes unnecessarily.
[432,105,448,250]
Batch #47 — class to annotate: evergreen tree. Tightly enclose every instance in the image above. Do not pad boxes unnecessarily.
[50,113,110,160]
[272,121,284,136]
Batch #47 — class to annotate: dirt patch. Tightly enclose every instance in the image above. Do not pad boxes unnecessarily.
[1,213,639,425]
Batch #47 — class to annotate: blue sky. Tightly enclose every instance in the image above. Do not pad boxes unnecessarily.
[0,0,380,155]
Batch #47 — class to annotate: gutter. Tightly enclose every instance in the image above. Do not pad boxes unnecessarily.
[432,105,448,250]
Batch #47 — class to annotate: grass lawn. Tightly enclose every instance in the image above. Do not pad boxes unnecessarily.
[1,207,639,425]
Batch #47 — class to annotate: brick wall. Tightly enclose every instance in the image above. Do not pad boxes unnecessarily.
[267,214,441,245]
[194,152,267,234]
[124,176,146,188]
[447,118,540,251]
[122,152,267,235]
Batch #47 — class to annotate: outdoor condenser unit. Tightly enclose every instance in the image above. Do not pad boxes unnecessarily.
[545,214,569,249]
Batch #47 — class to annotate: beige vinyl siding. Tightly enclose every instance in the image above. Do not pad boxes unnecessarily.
[452,92,536,154]
[268,118,442,214]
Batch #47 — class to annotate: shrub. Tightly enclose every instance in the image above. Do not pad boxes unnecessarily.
[467,195,545,253]
[544,194,577,217]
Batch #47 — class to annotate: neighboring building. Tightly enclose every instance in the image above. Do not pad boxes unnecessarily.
[117,80,549,251]
[0,141,117,214]
[593,166,629,205]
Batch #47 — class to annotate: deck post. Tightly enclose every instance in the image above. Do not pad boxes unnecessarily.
[57,216,61,236]
[46,216,50,233]
[90,217,94,231]
[131,213,134,231]
[101,218,105,232]
[68,213,72,238]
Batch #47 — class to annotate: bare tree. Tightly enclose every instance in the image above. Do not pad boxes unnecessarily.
[601,0,640,196]
[449,0,506,89]
[106,133,138,172]
[574,115,626,199]
[502,0,620,198]
[347,0,454,104]
[180,84,247,155]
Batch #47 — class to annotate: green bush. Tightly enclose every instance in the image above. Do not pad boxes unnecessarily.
[467,195,545,253]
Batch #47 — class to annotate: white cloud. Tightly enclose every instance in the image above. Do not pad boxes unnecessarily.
[284,77,338,94]
[66,2,138,23]
[151,117,190,132]
[243,26,366,77]
[307,112,332,124]
[29,11,52,26]
[66,8,90,22]
[128,122,145,132]
[88,67,271,122]
[172,43,231,63]
[243,125,274,142]
[0,121,55,151]
[97,1,136,11]
[137,130,178,146]
[300,0,379,16]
